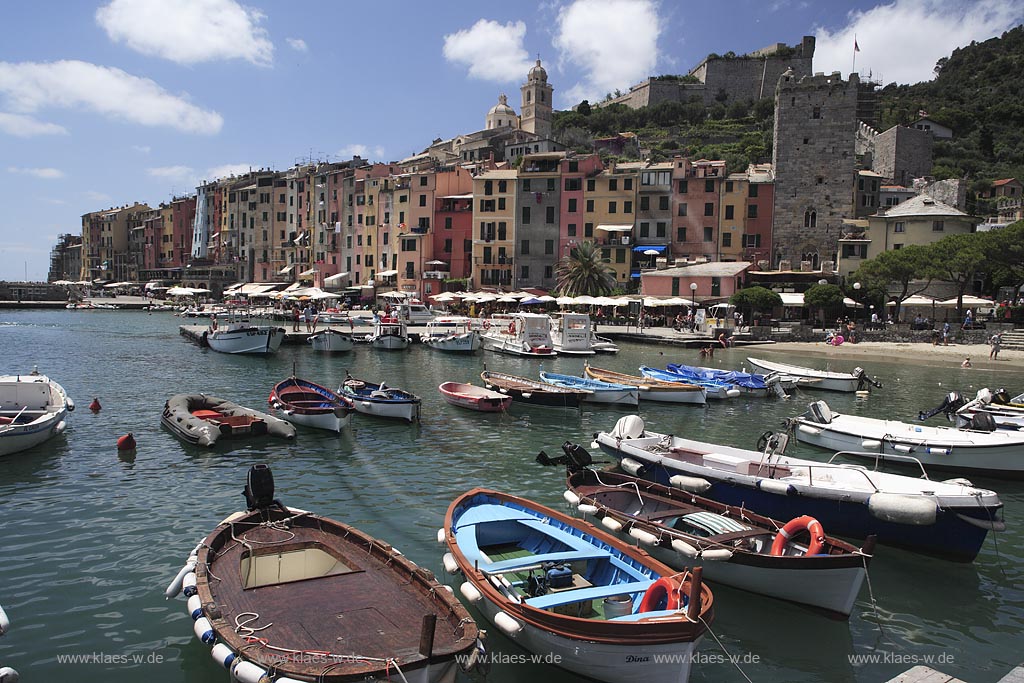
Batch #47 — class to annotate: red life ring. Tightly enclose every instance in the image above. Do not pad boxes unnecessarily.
[483,320,491,330]
[638,576,682,613]
[507,321,517,335]
[770,515,825,556]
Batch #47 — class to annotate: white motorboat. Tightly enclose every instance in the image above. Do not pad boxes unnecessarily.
[747,357,881,393]
[549,312,596,355]
[480,313,557,357]
[308,328,354,353]
[341,375,421,422]
[920,388,1024,431]
[422,316,481,353]
[0,369,73,457]
[368,316,410,350]
[591,335,620,354]
[789,399,1024,477]
[204,316,285,355]
[593,415,1004,562]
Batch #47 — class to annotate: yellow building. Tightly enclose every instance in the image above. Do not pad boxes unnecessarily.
[719,173,747,261]
[471,169,517,288]
[585,163,636,286]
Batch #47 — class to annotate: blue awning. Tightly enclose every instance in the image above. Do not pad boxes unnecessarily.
[630,272,642,278]
[633,244,666,253]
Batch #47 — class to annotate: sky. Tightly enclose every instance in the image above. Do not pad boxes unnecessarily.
[2,0,1022,282]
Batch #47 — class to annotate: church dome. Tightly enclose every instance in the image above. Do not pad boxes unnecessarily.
[528,59,547,82]
[485,94,518,130]
[487,94,516,117]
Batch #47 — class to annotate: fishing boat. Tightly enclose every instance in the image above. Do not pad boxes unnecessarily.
[747,357,881,393]
[584,365,706,405]
[440,488,713,683]
[161,393,296,447]
[480,370,589,408]
[422,317,481,353]
[593,415,1003,562]
[788,399,1024,477]
[438,381,511,412]
[368,316,411,350]
[562,466,872,617]
[341,375,421,422]
[269,376,355,432]
[640,366,740,400]
[548,312,596,355]
[538,370,639,407]
[168,465,482,683]
[665,363,792,398]
[0,369,73,457]
[920,388,1024,431]
[480,312,557,357]
[308,328,354,353]
[204,314,285,355]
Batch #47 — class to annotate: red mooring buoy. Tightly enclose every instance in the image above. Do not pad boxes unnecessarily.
[117,433,136,451]
[89,398,102,412]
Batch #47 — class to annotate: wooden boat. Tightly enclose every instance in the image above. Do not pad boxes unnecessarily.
[747,357,881,393]
[161,393,296,447]
[640,366,740,400]
[564,467,873,617]
[0,369,73,457]
[666,362,791,398]
[422,317,481,353]
[548,312,596,355]
[441,488,713,683]
[308,328,354,353]
[584,365,706,405]
[538,370,639,406]
[789,399,1024,478]
[480,370,589,408]
[204,316,285,355]
[368,316,410,350]
[480,313,557,357]
[438,382,511,412]
[269,376,355,432]
[169,465,482,683]
[593,415,1004,562]
[341,375,421,422]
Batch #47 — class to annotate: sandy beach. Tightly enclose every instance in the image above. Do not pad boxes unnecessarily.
[753,339,1018,371]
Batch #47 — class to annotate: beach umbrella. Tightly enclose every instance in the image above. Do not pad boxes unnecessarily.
[536,295,556,302]
[497,295,519,303]
[519,297,544,305]
[380,291,410,300]
[555,296,576,305]
[431,292,456,301]
[425,260,447,266]
[574,295,598,305]
[642,249,660,256]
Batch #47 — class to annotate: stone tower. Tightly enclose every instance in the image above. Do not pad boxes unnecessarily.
[520,59,553,138]
[772,69,859,270]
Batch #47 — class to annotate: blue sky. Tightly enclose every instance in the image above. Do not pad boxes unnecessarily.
[2,0,1022,282]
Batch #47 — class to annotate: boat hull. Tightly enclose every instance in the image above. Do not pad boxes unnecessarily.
[0,374,72,457]
[480,334,557,357]
[480,372,586,408]
[747,358,861,392]
[370,334,410,350]
[438,383,511,412]
[205,326,284,354]
[308,330,354,353]
[423,332,481,353]
[342,378,421,422]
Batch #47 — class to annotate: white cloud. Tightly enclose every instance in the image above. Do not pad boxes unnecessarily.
[0,60,223,134]
[286,37,308,52]
[814,0,1024,86]
[554,0,662,104]
[443,19,533,81]
[337,144,384,160]
[132,144,151,153]
[96,0,273,66]
[0,112,68,137]
[147,165,195,183]
[8,166,64,179]
[205,163,253,181]
[83,190,112,202]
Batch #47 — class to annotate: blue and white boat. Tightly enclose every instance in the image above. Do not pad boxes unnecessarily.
[539,370,639,406]
[441,488,713,683]
[593,415,1004,562]
[640,366,740,400]
[340,375,421,422]
[666,363,790,397]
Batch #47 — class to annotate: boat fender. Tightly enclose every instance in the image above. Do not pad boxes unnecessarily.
[601,516,623,532]
[669,475,711,493]
[186,594,203,620]
[893,443,913,453]
[700,548,734,561]
[442,552,460,574]
[117,433,136,451]
[441,584,454,593]
[860,439,882,450]
[0,604,8,635]
[671,539,700,558]
[460,581,483,603]
[868,493,938,526]
[436,528,446,544]
[192,616,216,644]
[926,446,951,455]
[66,397,75,411]
[562,490,580,506]
[726,388,741,398]
[638,577,682,613]
[211,643,236,670]
[797,424,822,436]
[521,392,532,399]
[620,458,646,476]
[628,526,659,546]
[493,611,523,636]
[165,559,197,598]
[231,659,271,683]
[182,572,198,598]
[590,440,600,449]
[942,477,974,487]
[757,479,795,496]
[0,667,19,683]
[577,504,599,515]
[89,398,102,412]
[770,516,825,556]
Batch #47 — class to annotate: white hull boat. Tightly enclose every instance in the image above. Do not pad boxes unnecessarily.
[549,313,597,355]
[746,357,881,393]
[423,318,481,353]
[205,323,284,355]
[368,317,410,350]
[0,371,73,457]
[341,376,421,422]
[480,313,557,357]
[308,328,354,353]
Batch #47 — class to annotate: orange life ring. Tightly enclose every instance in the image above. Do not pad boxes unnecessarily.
[638,576,682,613]
[507,321,517,335]
[770,515,825,556]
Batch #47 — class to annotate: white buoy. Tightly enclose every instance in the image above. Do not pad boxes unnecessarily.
[669,475,711,493]
[442,552,460,574]
[436,528,446,544]
[493,611,523,636]
[601,516,623,532]
[0,666,20,683]
[861,439,882,450]
[182,572,198,598]
[211,643,236,670]
[187,595,203,621]
[164,558,197,599]
[628,526,659,546]
[192,616,215,644]
[577,504,599,515]
[562,490,580,505]
[671,538,699,558]
[0,603,9,635]
[620,458,645,476]
[460,581,483,603]
[231,659,270,683]
[700,548,734,561]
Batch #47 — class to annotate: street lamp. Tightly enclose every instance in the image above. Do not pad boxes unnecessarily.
[690,282,697,312]
[853,282,861,321]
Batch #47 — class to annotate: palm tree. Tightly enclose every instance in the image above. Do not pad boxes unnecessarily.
[555,241,616,296]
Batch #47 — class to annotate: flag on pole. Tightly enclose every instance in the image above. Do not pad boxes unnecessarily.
[854,36,860,52]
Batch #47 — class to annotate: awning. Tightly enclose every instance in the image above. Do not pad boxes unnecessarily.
[778,292,804,306]
[324,272,349,283]
[377,270,399,277]
[299,268,316,277]
[596,224,634,232]
[632,244,666,253]
[279,264,295,274]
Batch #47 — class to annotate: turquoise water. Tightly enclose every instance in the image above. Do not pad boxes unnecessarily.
[1,309,1022,682]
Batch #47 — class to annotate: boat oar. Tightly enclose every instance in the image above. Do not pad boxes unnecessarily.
[0,406,28,432]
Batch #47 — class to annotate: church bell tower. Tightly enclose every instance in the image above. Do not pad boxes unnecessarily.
[520,59,553,138]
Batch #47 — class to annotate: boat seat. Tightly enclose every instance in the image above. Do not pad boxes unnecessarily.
[702,452,748,472]
[609,608,679,621]
[524,579,655,609]
[479,550,610,575]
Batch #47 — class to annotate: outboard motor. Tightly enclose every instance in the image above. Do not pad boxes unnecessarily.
[243,464,284,511]
[966,412,998,432]
[918,391,965,422]
[535,441,594,470]
[854,367,883,390]
[992,388,1012,405]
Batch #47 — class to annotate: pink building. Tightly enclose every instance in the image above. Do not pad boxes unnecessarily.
[559,154,603,259]
[641,261,751,302]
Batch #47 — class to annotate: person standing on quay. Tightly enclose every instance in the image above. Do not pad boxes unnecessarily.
[291,304,301,332]
[990,332,1002,360]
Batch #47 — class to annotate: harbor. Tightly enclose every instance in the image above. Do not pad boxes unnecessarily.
[1,307,1023,682]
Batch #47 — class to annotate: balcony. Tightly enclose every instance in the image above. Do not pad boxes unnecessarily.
[409,226,429,235]
[423,271,446,280]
